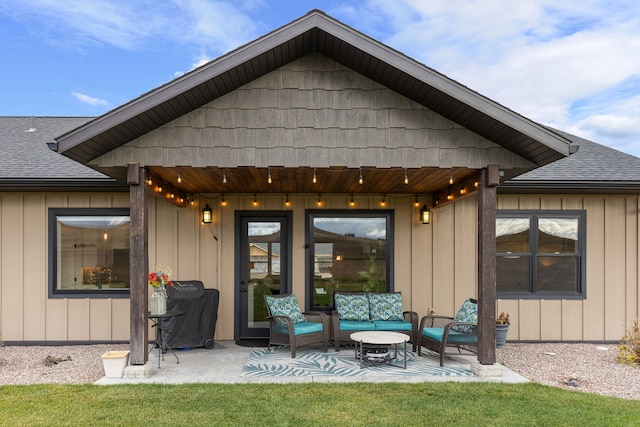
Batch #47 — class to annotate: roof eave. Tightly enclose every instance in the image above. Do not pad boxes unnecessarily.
[500,180,640,194]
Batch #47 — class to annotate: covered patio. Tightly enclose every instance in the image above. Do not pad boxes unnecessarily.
[55,11,571,372]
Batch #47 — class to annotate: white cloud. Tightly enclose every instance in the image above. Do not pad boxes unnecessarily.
[0,0,258,54]
[349,0,640,156]
[72,92,108,107]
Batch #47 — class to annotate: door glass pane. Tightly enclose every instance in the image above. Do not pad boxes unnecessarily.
[312,216,387,308]
[496,255,530,292]
[496,218,530,253]
[538,218,578,253]
[537,256,579,292]
[248,221,281,328]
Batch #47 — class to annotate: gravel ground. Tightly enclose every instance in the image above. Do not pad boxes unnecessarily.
[0,342,638,400]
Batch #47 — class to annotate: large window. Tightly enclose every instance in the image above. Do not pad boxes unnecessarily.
[496,210,586,299]
[49,208,130,298]
[306,210,394,311]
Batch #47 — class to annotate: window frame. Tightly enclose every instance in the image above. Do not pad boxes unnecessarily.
[305,209,395,312]
[48,207,131,299]
[496,210,586,300]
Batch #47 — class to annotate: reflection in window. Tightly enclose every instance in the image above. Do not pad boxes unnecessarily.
[248,221,281,327]
[496,211,585,299]
[49,208,130,297]
[307,212,393,310]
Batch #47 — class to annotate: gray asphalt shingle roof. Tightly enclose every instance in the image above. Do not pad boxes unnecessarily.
[0,116,108,180]
[508,129,640,183]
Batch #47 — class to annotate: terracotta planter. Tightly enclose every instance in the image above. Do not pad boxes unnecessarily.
[495,324,510,348]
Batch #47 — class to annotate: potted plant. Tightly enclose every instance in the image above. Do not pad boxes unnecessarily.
[496,312,510,348]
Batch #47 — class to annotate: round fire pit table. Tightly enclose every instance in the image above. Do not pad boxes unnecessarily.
[350,331,409,369]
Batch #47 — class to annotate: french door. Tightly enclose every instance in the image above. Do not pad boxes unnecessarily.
[235,211,292,343]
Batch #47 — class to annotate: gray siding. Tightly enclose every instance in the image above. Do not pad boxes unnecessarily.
[93,53,534,171]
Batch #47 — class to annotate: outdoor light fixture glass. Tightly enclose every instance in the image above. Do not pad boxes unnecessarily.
[202,204,213,224]
[420,205,431,224]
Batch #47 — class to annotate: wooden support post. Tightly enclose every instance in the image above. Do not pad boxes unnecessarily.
[477,165,499,365]
[128,163,149,365]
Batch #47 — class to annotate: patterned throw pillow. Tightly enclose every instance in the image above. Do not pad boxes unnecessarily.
[368,292,404,321]
[451,298,478,334]
[265,294,306,325]
[335,294,370,321]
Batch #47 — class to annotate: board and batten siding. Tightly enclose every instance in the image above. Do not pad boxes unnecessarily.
[2,191,638,343]
[496,194,640,342]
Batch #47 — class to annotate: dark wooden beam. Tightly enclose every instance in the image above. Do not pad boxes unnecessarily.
[477,164,498,365]
[128,163,149,365]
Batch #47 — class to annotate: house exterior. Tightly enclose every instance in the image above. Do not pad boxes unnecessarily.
[1,11,639,367]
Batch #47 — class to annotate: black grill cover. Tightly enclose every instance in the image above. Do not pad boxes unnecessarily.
[161,280,219,349]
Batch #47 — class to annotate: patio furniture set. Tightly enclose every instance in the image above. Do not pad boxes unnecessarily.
[264,292,479,366]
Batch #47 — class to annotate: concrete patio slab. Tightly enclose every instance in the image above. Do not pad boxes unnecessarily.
[95,341,528,385]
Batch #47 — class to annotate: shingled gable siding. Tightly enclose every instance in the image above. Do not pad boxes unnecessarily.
[92,53,534,171]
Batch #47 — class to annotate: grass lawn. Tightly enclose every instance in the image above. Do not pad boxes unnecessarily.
[1,382,639,426]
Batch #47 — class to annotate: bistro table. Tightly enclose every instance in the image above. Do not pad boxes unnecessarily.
[148,310,183,368]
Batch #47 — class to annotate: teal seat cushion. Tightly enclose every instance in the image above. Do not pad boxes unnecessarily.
[274,321,324,336]
[339,320,376,331]
[367,292,404,321]
[335,293,370,321]
[422,327,478,344]
[451,298,478,334]
[373,320,412,331]
[265,294,306,325]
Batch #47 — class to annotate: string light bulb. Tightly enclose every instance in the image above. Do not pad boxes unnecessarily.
[267,167,272,184]
[414,195,420,207]
[449,170,454,185]
[404,169,409,185]
[358,168,363,185]
[317,194,322,206]
[285,194,290,207]
[177,167,182,184]
[349,194,355,207]
[222,169,227,184]
[253,194,258,206]
[312,168,317,184]
[103,228,108,242]
[380,195,386,207]
[221,194,227,207]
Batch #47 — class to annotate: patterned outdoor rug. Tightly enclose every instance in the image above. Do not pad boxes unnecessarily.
[241,346,473,378]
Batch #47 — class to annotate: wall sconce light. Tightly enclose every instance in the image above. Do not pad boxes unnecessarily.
[202,204,213,224]
[420,205,431,224]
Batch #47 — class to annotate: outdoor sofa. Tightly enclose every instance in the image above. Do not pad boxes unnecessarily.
[331,291,418,351]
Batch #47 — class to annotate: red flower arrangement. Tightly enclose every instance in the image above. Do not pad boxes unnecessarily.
[148,267,174,288]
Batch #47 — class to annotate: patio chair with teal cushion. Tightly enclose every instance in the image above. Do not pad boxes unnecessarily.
[264,293,329,358]
[418,298,478,366]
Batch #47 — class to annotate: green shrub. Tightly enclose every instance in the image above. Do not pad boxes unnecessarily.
[617,319,640,366]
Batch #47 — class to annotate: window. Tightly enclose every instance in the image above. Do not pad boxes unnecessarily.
[49,208,130,298]
[496,210,586,299]
[306,210,394,311]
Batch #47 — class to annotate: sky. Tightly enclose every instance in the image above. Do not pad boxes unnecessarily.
[1,0,640,157]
